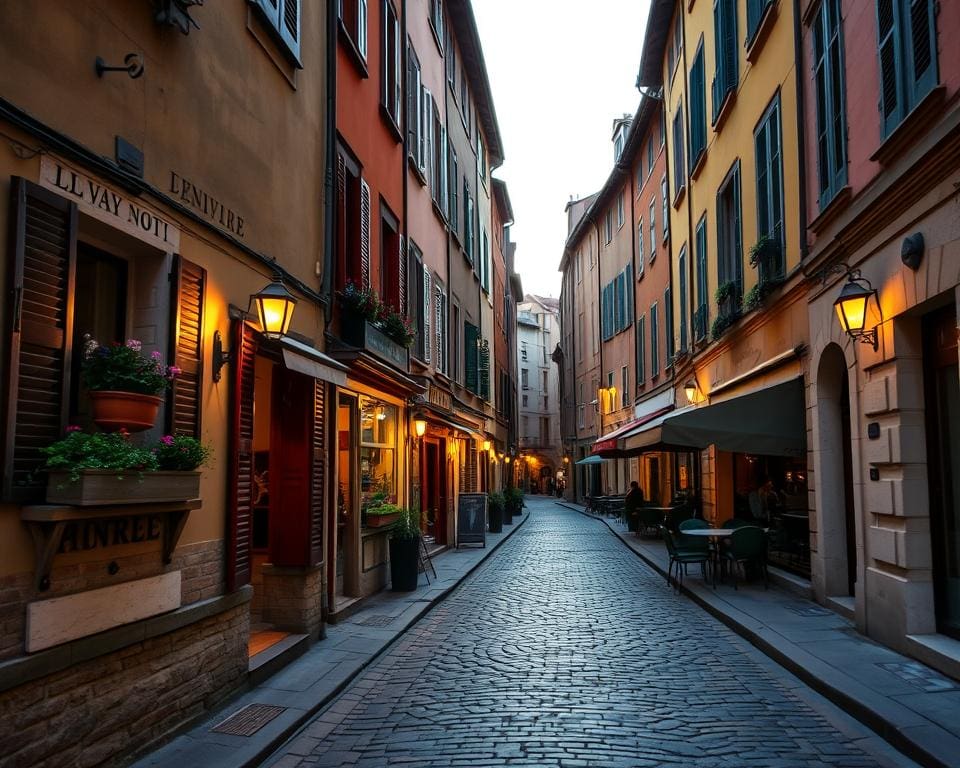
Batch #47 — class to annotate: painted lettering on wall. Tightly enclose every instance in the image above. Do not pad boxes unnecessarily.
[170,172,245,238]
[39,156,181,251]
[57,515,163,554]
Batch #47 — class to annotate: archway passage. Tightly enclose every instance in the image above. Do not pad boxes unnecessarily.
[816,344,857,598]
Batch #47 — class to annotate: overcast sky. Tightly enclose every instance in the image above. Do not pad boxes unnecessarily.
[474,0,652,299]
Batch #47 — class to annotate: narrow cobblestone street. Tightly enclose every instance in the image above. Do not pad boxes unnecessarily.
[264,499,913,768]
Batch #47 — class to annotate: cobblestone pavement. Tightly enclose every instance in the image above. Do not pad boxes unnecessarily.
[265,499,914,768]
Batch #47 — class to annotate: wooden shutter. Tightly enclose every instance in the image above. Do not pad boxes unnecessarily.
[478,339,490,401]
[336,154,347,288]
[422,266,432,364]
[3,179,77,502]
[406,51,417,153]
[227,319,256,590]
[877,0,902,136]
[168,256,205,438]
[397,234,406,314]
[435,287,444,373]
[310,379,325,567]
[360,178,371,289]
[465,322,478,392]
[280,0,300,60]
[907,0,937,104]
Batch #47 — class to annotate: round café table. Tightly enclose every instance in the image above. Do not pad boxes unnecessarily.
[678,528,736,587]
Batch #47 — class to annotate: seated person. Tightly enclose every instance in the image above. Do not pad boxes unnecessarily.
[625,481,644,513]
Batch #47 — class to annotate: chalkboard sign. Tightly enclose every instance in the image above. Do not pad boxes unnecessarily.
[456,493,487,548]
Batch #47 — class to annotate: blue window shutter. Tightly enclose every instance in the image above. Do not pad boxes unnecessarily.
[733,166,743,292]
[689,47,706,169]
[625,268,633,327]
[877,0,903,137]
[678,250,688,350]
[746,0,765,42]
[906,0,937,105]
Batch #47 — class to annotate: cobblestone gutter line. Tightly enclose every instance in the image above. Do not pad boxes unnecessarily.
[564,503,951,768]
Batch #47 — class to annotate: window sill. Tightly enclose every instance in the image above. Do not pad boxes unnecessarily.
[712,89,737,134]
[745,1,777,64]
[408,155,427,186]
[337,22,369,79]
[809,185,852,235]
[429,20,444,56]
[690,149,707,181]
[870,86,946,166]
[380,105,403,144]
[431,199,447,226]
[672,184,686,210]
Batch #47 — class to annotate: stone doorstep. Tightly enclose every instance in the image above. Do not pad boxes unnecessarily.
[248,634,310,687]
[132,511,531,768]
[565,502,958,768]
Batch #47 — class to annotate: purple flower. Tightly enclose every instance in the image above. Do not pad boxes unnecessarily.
[125,339,143,352]
[66,425,82,433]
[160,435,175,446]
[151,350,163,361]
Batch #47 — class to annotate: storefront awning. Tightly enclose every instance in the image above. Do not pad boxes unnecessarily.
[280,337,348,386]
[622,377,806,457]
[575,454,607,465]
[592,406,674,455]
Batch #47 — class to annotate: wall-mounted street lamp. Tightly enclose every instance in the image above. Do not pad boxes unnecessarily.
[413,412,427,439]
[213,277,298,382]
[833,271,881,351]
[482,439,491,452]
[684,378,704,405]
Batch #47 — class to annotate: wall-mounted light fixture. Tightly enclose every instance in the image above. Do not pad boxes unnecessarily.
[833,271,881,350]
[413,412,427,438]
[684,378,703,405]
[482,439,491,452]
[96,53,144,79]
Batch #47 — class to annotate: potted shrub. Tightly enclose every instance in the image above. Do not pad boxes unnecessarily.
[379,308,416,348]
[337,281,381,323]
[42,428,211,505]
[389,507,420,592]
[366,502,401,528]
[487,491,504,533]
[81,337,180,432]
[504,486,524,524]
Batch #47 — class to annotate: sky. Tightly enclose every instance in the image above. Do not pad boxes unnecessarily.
[473,0,652,299]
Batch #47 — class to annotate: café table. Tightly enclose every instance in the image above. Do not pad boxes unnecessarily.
[679,528,736,587]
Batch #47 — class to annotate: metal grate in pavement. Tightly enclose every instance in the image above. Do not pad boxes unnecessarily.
[211,703,286,736]
[783,602,833,617]
[352,614,396,627]
[877,661,958,692]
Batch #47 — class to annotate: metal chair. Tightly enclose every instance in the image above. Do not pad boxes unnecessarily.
[722,525,769,590]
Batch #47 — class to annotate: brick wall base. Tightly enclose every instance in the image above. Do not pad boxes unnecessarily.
[0,599,249,768]
[260,565,324,640]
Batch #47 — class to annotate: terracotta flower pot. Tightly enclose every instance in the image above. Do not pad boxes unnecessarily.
[89,391,163,432]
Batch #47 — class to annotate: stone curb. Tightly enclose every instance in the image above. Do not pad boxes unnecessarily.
[236,510,531,768]
[562,502,950,768]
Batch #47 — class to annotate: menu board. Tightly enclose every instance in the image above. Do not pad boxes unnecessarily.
[456,493,487,548]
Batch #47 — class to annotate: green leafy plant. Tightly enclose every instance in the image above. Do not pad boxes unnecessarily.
[81,338,179,395]
[338,281,382,322]
[379,309,416,348]
[710,310,741,341]
[366,503,401,517]
[744,283,763,312]
[504,486,524,515]
[487,491,505,515]
[714,281,738,305]
[42,428,158,483]
[152,435,212,471]
[748,234,780,268]
[388,506,421,541]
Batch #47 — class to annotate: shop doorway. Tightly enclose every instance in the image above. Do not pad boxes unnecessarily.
[923,304,960,639]
[816,344,857,597]
[332,392,360,604]
[422,439,448,546]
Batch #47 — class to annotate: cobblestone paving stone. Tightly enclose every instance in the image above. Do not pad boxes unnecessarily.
[268,500,910,768]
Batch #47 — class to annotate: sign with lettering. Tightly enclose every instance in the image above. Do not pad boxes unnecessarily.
[428,383,452,412]
[456,493,487,548]
[39,156,180,251]
[57,515,163,554]
[170,172,245,238]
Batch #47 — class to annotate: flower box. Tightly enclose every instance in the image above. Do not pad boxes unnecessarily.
[342,319,409,370]
[46,470,201,506]
[365,512,399,529]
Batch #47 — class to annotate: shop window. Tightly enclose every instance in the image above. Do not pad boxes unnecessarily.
[360,396,397,508]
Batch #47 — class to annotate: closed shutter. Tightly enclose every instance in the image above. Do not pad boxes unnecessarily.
[435,287,444,372]
[169,256,205,438]
[3,178,77,502]
[422,266,432,364]
[397,234,406,314]
[746,0,764,40]
[336,154,347,288]
[722,0,738,93]
[280,0,300,60]
[422,89,433,185]
[465,322,478,392]
[625,268,633,327]
[310,378,325,566]
[227,319,257,590]
[360,178,371,289]
[877,0,902,136]
[906,0,937,105]
[406,51,417,155]
[478,339,490,401]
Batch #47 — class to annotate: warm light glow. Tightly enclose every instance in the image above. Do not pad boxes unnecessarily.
[482,440,491,452]
[254,279,297,339]
[504,456,511,464]
[414,418,427,438]
[833,273,881,349]
[684,379,699,404]
[563,456,570,464]
[835,294,868,334]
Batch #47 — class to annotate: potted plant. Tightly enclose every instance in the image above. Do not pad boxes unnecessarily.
[487,491,504,533]
[388,507,420,592]
[81,337,180,432]
[379,308,416,348]
[366,502,402,528]
[42,428,211,505]
[338,281,381,323]
[504,486,524,524]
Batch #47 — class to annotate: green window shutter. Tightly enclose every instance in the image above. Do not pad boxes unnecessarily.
[465,322,479,392]
[636,316,645,383]
[678,250,688,351]
[478,338,490,401]
[906,0,937,105]
[814,0,848,209]
[689,46,706,169]
[624,267,633,328]
[665,286,674,361]
[733,166,743,293]
[746,0,766,43]
[877,0,903,137]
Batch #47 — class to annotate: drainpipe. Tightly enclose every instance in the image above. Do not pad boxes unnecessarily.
[793,0,809,264]
[322,0,337,324]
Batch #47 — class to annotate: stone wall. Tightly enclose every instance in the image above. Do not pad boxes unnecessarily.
[261,565,324,640]
[0,599,248,768]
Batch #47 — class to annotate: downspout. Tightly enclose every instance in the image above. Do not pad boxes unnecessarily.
[322,0,338,323]
[793,0,809,264]
[594,217,604,494]
[678,10,694,380]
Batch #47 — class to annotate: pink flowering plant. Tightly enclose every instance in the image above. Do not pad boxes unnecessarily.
[151,435,212,471]
[81,337,180,395]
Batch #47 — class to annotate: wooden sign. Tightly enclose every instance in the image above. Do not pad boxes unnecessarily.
[456,493,487,548]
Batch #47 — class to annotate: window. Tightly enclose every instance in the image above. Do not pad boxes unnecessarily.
[694,215,709,340]
[477,134,487,187]
[255,0,300,60]
[713,0,739,122]
[678,245,688,351]
[746,0,773,44]
[636,159,644,191]
[543,395,549,410]
[431,100,447,215]
[339,0,368,59]
[464,322,480,394]
[542,370,548,391]
[755,95,785,277]
[445,24,456,88]
[605,210,613,244]
[877,0,938,137]
[381,0,401,127]
[813,0,848,208]
[523,394,529,407]
[667,13,683,84]
[577,312,584,360]
[650,302,659,378]
[661,176,669,238]
[717,163,743,303]
[429,0,443,45]
[521,341,528,361]
[335,150,366,290]
[688,43,707,169]
[637,219,645,276]
[664,286,674,363]
[647,136,654,175]
[636,315,646,385]
[435,283,447,373]
[452,304,461,382]
[360,397,397,506]
[464,183,475,262]
[521,368,528,389]
[407,49,424,171]
[672,107,686,197]
[578,382,585,428]
[621,366,629,408]
[409,242,426,360]
[617,191,624,229]
[541,417,550,444]
[448,148,459,233]
[660,107,666,147]
[649,200,656,257]
[576,250,582,284]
